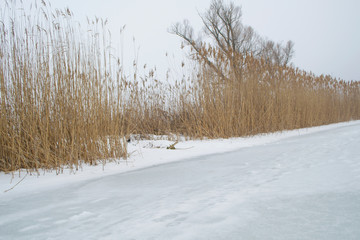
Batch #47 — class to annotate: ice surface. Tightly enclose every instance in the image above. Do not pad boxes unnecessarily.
[1,121,360,239]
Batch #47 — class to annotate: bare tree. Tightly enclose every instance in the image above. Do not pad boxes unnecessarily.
[170,0,295,81]
[260,39,295,66]
[171,19,229,81]
[282,40,295,66]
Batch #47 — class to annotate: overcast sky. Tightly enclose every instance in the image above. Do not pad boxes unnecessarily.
[47,0,360,81]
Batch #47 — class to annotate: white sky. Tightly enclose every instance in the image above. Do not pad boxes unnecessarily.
[45,0,360,81]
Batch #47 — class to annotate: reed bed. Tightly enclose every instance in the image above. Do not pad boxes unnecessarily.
[171,53,360,138]
[0,1,128,172]
[1,1,359,172]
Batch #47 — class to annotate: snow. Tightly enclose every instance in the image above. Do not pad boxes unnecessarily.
[1,121,360,239]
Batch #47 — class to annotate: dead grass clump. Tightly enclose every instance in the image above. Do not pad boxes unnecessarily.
[0,0,127,172]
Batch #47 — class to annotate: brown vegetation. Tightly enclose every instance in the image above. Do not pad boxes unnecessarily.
[0,0,127,172]
[1,0,359,172]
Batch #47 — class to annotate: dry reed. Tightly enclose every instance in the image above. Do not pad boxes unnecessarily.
[1,1,359,173]
[0,0,127,172]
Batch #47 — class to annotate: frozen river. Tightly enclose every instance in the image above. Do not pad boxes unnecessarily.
[1,123,360,239]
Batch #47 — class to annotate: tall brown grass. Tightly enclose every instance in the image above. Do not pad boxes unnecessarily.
[0,0,128,172]
[170,48,360,138]
[1,1,359,173]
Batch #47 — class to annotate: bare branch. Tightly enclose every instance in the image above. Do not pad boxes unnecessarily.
[169,0,295,81]
[170,20,228,81]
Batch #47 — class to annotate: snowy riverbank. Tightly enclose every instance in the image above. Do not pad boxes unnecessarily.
[1,120,359,197]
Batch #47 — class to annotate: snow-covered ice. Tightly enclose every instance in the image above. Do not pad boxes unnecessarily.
[1,121,360,239]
